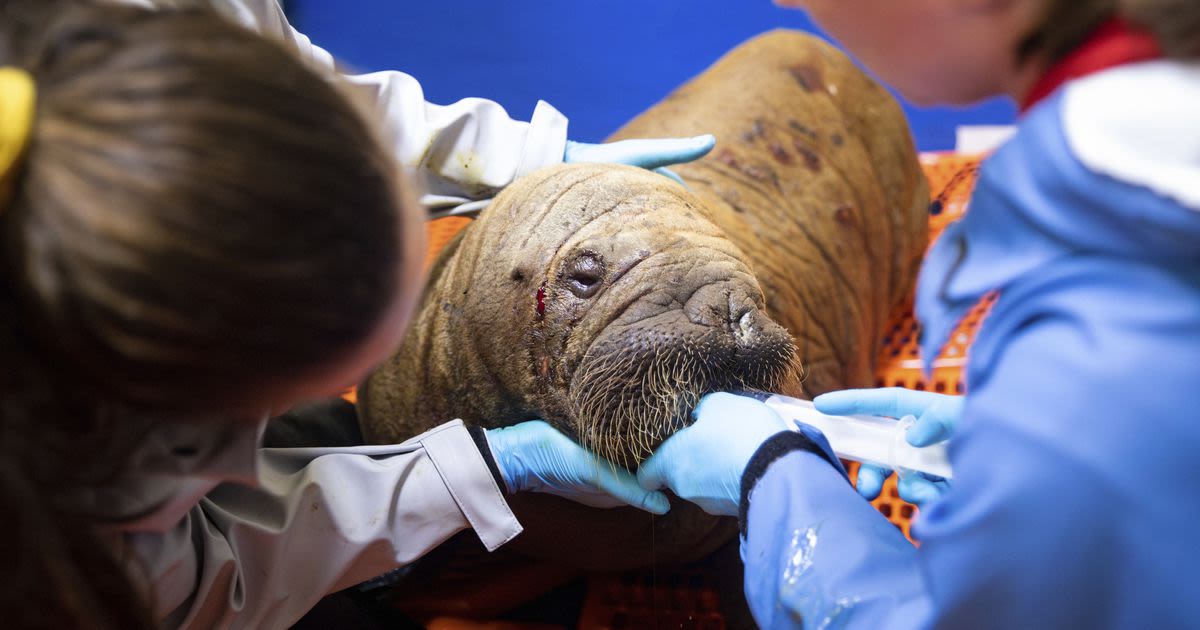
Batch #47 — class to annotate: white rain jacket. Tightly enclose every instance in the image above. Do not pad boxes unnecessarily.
[110,419,520,629]
[123,0,570,217]
[100,0,576,626]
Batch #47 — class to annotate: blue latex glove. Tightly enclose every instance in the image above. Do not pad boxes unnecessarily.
[637,393,792,516]
[564,134,715,186]
[485,420,670,514]
[813,387,963,505]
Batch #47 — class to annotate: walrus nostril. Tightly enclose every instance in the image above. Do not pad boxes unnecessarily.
[565,252,605,298]
[727,298,752,324]
[735,310,757,345]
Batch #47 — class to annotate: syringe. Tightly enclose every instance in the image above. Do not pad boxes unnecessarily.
[742,392,953,479]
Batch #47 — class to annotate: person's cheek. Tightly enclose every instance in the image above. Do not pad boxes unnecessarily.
[394,188,428,340]
[357,185,429,375]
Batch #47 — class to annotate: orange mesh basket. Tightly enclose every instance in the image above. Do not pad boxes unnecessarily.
[425,216,474,270]
[847,153,985,542]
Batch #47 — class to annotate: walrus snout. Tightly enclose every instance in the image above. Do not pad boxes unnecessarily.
[683,282,762,345]
[567,275,800,467]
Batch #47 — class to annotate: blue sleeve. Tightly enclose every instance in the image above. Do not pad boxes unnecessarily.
[741,449,931,629]
[741,261,1200,629]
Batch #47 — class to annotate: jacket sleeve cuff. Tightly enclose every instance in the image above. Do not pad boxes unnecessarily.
[738,430,847,539]
[466,425,510,493]
[419,422,522,551]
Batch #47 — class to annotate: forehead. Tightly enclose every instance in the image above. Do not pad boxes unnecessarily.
[483,163,718,242]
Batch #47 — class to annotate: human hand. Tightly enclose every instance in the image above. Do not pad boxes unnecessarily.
[813,387,962,505]
[637,393,792,516]
[564,134,715,185]
[485,420,670,514]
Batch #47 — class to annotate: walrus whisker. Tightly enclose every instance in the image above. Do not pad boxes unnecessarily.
[567,326,799,466]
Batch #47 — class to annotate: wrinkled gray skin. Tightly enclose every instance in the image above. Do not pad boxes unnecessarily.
[362,164,799,464]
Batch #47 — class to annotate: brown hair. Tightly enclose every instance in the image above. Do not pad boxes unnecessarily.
[1124,0,1200,58]
[0,0,409,626]
[1019,0,1200,64]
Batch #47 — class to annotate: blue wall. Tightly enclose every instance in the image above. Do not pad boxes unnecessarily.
[288,1,1016,152]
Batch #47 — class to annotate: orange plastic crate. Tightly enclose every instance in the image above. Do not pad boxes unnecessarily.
[853,153,985,542]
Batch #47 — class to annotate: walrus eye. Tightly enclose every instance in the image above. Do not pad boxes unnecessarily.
[565,252,605,299]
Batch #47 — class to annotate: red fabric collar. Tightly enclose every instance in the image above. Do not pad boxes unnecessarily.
[1021,18,1162,112]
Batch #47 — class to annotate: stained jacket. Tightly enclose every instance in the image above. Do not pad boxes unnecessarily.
[124,0,570,218]
[100,0,580,627]
[739,60,1200,628]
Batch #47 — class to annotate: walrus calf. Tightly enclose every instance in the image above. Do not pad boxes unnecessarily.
[359,30,928,570]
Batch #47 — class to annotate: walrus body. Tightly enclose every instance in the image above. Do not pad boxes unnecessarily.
[359,30,928,570]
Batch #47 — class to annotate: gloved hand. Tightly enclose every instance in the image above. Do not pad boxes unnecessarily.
[637,393,792,516]
[813,387,963,505]
[485,420,670,514]
[564,134,716,186]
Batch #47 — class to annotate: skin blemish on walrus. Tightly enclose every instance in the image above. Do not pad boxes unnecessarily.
[715,147,775,182]
[788,119,819,140]
[793,140,822,172]
[741,119,767,143]
[834,205,858,227]
[769,141,794,165]
[788,63,824,92]
[714,147,739,168]
[358,30,929,573]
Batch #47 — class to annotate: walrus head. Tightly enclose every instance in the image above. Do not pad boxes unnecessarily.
[519,166,800,465]
[359,162,799,467]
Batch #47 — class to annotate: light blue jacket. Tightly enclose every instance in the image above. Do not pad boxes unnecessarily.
[740,61,1200,629]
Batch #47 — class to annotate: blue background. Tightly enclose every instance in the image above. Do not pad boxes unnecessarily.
[287,0,1017,152]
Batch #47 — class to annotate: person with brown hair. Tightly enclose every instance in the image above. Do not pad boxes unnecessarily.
[637,0,1200,627]
[0,1,689,628]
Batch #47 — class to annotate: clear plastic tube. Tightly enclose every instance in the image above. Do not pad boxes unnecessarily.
[753,393,953,479]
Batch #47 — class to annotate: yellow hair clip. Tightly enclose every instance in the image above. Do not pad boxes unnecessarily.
[0,66,36,210]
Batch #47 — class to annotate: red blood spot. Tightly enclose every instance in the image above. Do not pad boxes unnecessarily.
[536,284,546,318]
